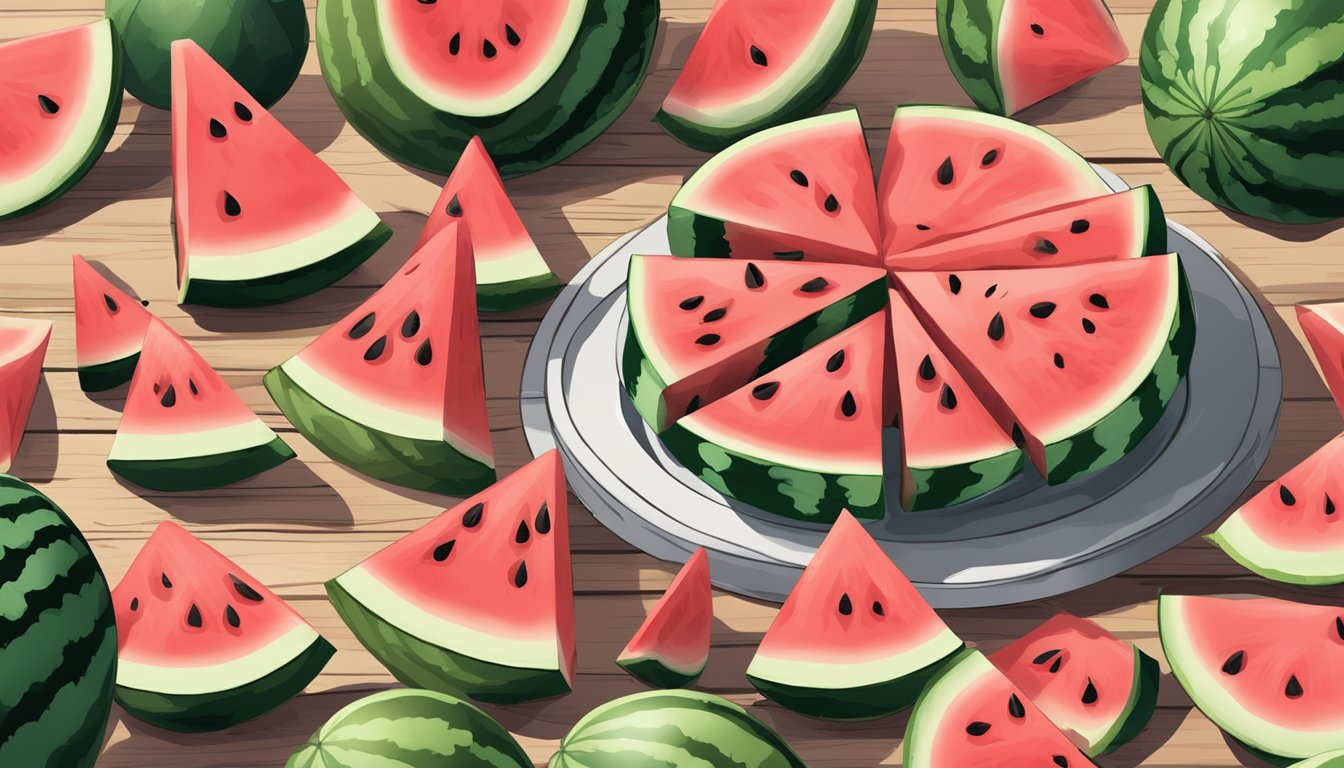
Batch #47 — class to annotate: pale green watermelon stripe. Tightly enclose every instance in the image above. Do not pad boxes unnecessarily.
[321,716,521,765]
[935,0,1003,113]
[560,738,727,768]
[320,735,519,767]
[564,692,742,736]
[1222,123,1338,195]
[0,568,104,709]
[1217,15,1344,110]
[320,744,419,768]
[555,746,681,768]
[0,506,65,553]
[568,709,761,751]
[0,539,80,621]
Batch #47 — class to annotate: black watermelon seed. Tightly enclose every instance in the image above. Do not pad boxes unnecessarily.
[966,721,991,736]
[841,391,857,417]
[432,540,455,562]
[773,250,804,260]
[984,284,998,298]
[401,311,421,338]
[349,313,376,339]
[130,597,139,611]
[188,378,198,395]
[695,334,721,346]
[225,605,241,628]
[230,574,263,602]
[1328,495,1336,515]
[838,593,853,615]
[187,604,203,628]
[1034,238,1059,255]
[209,118,227,138]
[919,355,936,381]
[1033,649,1061,665]
[104,294,118,312]
[1082,318,1096,334]
[1031,23,1045,35]
[483,39,497,58]
[745,263,765,289]
[505,24,521,46]
[446,195,463,217]
[160,384,176,408]
[38,94,59,114]
[223,192,241,217]
[752,381,780,401]
[789,169,808,187]
[1053,758,1069,768]
[1222,650,1244,675]
[981,149,999,166]
[679,295,705,311]
[141,299,150,306]
[1089,293,1110,309]
[1050,657,1063,674]
[514,562,528,588]
[1336,616,1344,640]
[936,156,954,185]
[535,503,552,534]
[415,340,433,366]
[826,350,845,372]
[1008,693,1026,719]
[800,277,829,293]
[1082,678,1098,704]
[449,33,461,55]
[703,307,727,323]
[417,0,435,4]
[872,601,884,616]
[1280,485,1296,506]
[750,45,768,66]
[940,384,957,410]
[364,336,388,361]
[1071,219,1091,234]
[1030,302,1057,318]
[463,502,484,528]
[824,194,839,213]
[1012,423,1026,445]
[1286,675,1303,698]
[516,520,530,544]
[1054,353,1065,369]
[916,224,931,231]
[987,312,1005,341]
[234,101,252,121]
[949,274,962,294]
[686,395,701,414]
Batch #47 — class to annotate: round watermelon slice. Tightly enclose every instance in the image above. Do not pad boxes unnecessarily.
[745,511,964,719]
[617,548,712,689]
[113,520,334,732]
[72,254,155,392]
[327,450,575,704]
[655,0,877,151]
[0,317,52,475]
[0,20,123,220]
[1297,303,1344,420]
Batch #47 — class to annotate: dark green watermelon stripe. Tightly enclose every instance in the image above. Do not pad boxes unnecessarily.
[1210,2,1343,109]
[0,533,90,637]
[936,0,1005,113]
[0,491,63,526]
[903,448,1024,511]
[77,352,140,392]
[320,701,527,761]
[0,504,66,552]
[566,694,790,756]
[318,735,522,767]
[556,746,679,768]
[571,723,756,767]
[0,552,103,679]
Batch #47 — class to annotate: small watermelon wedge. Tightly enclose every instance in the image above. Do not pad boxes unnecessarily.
[1298,303,1344,419]
[989,613,1160,756]
[266,222,495,496]
[617,548,712,689]
[0,317,52,474]
[937,0,1128,115]
[746,512,964,719]
[327,450,574,704]
[655,0,878,151]
[171,39,391,307]
[108,320,294,491]
[72,254,155,392]
[890,289,1023,511]
[113,521,334,732]
[415,136,560,312]
[0,20,123,220]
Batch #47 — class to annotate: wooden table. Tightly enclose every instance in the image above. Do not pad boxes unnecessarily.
[4,1,1342,765]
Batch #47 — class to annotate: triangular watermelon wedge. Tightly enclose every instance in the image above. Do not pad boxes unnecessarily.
[327,449,575,704]
[265,222,495,496]
[415,136,560,312]
[108,319,294,491]
[897,255,1194,484]
[171,39,391,307]
[617,548,712,689]
[73,254,155,391]
[113,521,334,732]
[746,512,964,719]
[1297,303,1344,419]
[0,317,53,474]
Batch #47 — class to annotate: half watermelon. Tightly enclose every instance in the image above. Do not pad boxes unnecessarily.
[113,521,334,732]
[171,39,391,307]
[0,317,52,475]
[328,450,575,704]
[746,512,964,719]
[617,548,712,689]
[1298,303,1344,419]
[72,254,155,392]
[107,319,294,491]
[265,222,495,496]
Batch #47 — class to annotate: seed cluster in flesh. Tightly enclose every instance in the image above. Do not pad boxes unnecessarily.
[428,498,554,593]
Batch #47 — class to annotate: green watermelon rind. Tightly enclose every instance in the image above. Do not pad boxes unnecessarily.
[317,0,658,177]
[935,0,1008,115]
[77,352,140,393]
[1094,647,1161,756]
[1206,514,1344,587]
[1288,749,1344,768]
[478,271,564,314]
[107,435,295,492]
[902,447,1025,512]
[616,654,706,690]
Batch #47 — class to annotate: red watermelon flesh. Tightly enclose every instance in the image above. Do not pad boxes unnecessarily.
[0,317,52,473]
[879,105,1110,258]
[72,254,154,391]
[996,0,1128,115]
[1298,303,1344,419]
[617,547,712,688]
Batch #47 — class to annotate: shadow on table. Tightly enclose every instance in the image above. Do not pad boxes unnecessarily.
[1223,208,1344,243]
[10,376,59,483]
[1096,681,1191,768]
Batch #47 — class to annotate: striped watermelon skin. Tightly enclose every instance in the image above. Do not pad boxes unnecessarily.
[550,690,806,768]
[0,475,116,768]
[1141,0,1344,224]
[936,0,1007,113]
[286,689,531,768]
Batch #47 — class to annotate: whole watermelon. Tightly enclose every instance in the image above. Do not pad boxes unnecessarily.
[0,475,117,768]
[1140,0,1344,224]
[105,0,308,109]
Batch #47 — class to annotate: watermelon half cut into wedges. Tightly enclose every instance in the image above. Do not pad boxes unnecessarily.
[414,136,560,312]
[73,254,155,392]
[886,186,1167,272]
[890,289,1022,511]
[108,320,294,491]
[668,110,882,266]
[266,222,495,496]
[746,512,963,719]
[0,317,52,474]
[655,0,877,151]
[989,613,1160,756]
[1160,594,1344,762]
[113,521,334,732]
[171,39,391,307]
[328,450,574,704]
[898,254,1195,485]
[904,649,1098,767]
[617,548,712,689]
[1298,303,1344,419]
[0,20,123,220]
[879,106,1111,259]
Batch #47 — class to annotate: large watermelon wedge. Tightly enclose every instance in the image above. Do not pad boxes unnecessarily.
[0,20,123,220]
[617,548,712,689]
[655,0,877,151]
[668,110,883,266]
[108,319,294,491]
[171,39,390,307]
[113,521,334,732]
[746,512,964,719]
[73,254,155,392]
[1298,303,1344,419]
[898,254,1195,484]
[328,450,574,704]
[266,222,495,496]
[0,317,52,475]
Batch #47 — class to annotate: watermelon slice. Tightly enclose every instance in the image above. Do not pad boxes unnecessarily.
[0,20,123,220]
[414,136,560,312]
[886,186,1167,272]
[879,105,1111,259]
[667,110,882,266]
[904,649,1098,767]
[616,548,712,689]
[890,289,1023,511]
[265,222,495,496]
[622,254,886,431]
[0,317,52,474]
[72,255,155,392]
[108,319,294,491]
[1293,750,1344,768]
[327,450,574,704]
[655,0,878,151]
[897,254,1195,484]
[1298,303,1344,419]
[988,613,1160,756]
[1160,594,1344,762]
[113,521,334,732]
[171,39,391,307]
[938,0,1128,116]
[745,512,963,719]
